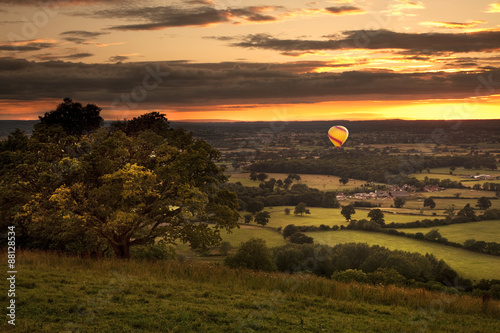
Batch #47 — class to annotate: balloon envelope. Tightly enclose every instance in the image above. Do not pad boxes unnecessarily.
[328,126,349,149]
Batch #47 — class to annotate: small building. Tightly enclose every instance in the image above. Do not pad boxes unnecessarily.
[354,192,371,199]
[375,191,390,199]
[389,190,410,198]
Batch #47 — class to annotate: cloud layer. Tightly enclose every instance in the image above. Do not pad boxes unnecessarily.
[0,58,498,109]
[228,29,500,55]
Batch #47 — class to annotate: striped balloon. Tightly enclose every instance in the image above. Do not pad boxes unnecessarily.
[328,126,349,150]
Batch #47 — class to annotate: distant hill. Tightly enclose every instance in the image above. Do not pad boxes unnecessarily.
[0,120,37,139]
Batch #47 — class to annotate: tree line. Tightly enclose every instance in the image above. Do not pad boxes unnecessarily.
[248,153,497,185]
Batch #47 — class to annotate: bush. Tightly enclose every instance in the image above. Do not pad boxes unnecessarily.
[283,224,299,238]
[289,232,314,244]
[224,238,277,271]
[490,284,500,300]
[331,269,369,283]
[219,241,232,256]
[368,268,406,286]
[130,241,176,260]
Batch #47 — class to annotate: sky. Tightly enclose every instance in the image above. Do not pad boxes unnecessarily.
[0,0,499,121]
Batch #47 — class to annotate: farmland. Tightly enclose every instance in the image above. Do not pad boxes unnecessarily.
[227,171,367,191]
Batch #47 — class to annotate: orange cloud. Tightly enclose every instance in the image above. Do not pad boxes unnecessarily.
[420,21,487,29]
[486,3,500,13]
[386,0,424,17]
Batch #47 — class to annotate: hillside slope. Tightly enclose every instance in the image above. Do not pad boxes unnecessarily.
[3,251,499,333]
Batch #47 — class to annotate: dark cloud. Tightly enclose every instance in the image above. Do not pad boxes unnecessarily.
[33,52,94,61]
[0,0,123,5]
[79,5,282,30]
[60,30,108,44]
[108,55,129,63]
[186,0,215,4]
[229,29,500,54]
[0,58,498,108]
[64,52,93,59]
[325,6,365,15]
[0,42,56,52]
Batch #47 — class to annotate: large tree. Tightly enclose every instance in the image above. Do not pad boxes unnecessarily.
[13,110,240,258]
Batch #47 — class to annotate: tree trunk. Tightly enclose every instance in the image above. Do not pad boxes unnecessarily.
[111,241,131,259]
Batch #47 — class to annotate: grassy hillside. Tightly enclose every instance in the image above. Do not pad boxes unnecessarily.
[309,230,500,281]
[3,250,499,333]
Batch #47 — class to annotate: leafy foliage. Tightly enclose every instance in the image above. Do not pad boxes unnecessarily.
[2,106,239,258]
[272,242,462,287]
[341,204,355,221]
[289,232,313,244]
[225,238,277,271]
[38,98,103,136]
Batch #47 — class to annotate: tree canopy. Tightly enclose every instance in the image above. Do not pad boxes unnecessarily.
[38,98,103,136]
[2,102,239,258]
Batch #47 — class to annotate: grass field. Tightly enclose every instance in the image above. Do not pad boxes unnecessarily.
[227,171,367,190]
[265,206,430,229]
[221,225,286,248]
[395,220,500,244]
[409,166,500,187]
[308,230,500,281]
[4,250,499,332]
[404,197,500,211]
[418,188,498,198]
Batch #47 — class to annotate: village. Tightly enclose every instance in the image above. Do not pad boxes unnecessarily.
[336,184,445,201]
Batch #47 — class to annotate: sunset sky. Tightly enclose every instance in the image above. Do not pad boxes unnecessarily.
[0,0,499,121]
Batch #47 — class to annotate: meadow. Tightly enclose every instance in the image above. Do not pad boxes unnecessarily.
[395,220,500,244]
[227,171,367,191]
[4,250,499,333]
[403,197,500,211]
[308,230,500,282]
[265,206,432,228]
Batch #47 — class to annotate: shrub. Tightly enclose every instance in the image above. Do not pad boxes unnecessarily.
[219,241,232,256]
[289,232,314,244]
[224,238,277,271]
[368,268,406,286]
[130,241,176,260]
[331,269,369,283]
[283,224,299,238]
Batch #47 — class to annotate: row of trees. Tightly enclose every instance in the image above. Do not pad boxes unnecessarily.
[1,99,240,258]
[225,182,340,212]
[248,153,497,185]
[225,240,473,290]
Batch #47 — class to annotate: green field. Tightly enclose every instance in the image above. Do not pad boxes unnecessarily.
[418,188,498,198]
[265,206,429,228]
[6,250,499,333]
[227,172,367,190]
[410,166,500,187]
[221,225,286,248]
[308,230,500,281]
[395,220,500,244]
[404,197,500,211]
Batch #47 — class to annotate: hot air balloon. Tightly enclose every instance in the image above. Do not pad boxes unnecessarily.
[328,126,349,150]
